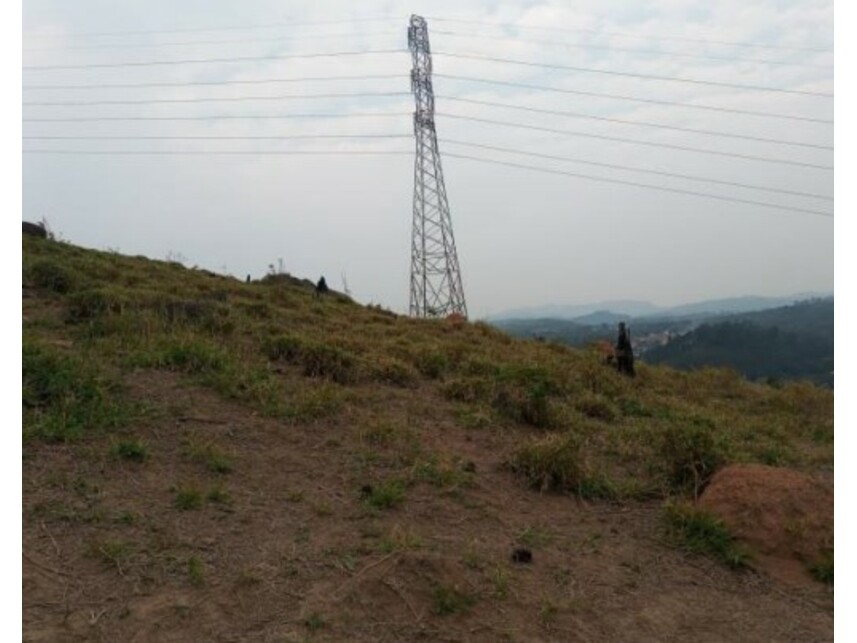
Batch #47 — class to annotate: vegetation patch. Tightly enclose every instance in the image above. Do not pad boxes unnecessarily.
[662,501,749,569]
[510,432,587,492]
[112,439,149,462]
[809,549,833,585]
[23,341,131,442]
[361,479,407,510]
[28,259,78,294]
[432,584,477,616]
[658,420,728,495]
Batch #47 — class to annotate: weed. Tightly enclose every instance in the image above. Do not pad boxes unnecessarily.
[516,525,555,549]
[379,524,423,553]
[662,501,749,569]
[207,485,232,505]
[94,539,132,570]
[489,566,510,599]
[187,556,205,586]
[113,439,149,462]
[183,436,234,474]
[174,485,204,511]
[304,613,326,631]
[432,584,477,615]
[362,480,407,510]
[809,549,833,584]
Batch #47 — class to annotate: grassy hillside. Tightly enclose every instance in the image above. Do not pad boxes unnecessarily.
[22,237,833,641]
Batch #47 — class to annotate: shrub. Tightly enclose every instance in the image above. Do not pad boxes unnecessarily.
[174,485,203,511]
[441,376,493,403]
[299,342,357,383]
[809,548,833,584]
[494,382,555,428]
[658,421,727,494]
[158,340,228,374]
[414,349,449,379]
[510,432,587,492]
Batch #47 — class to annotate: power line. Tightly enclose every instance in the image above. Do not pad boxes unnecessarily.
[23,16,403,40]
[434,51,833,97]
[426,16,833,54]
[24,30,401,52]
[434,74,832,124]
[441,151,832,218]
[438,96,831,150]
[440,139,832,201]
[23,48,408,71]
[23,112,411,122]
[23,74,406,91]
[24,135,411,141]
[431,29,832,70]
[23,149,412,156]
[24,92,412,106]
[438,113,833,170]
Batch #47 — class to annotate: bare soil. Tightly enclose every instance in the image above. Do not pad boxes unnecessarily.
[23,372,832,642]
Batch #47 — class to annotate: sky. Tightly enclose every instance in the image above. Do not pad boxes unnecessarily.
[21,0,834,318]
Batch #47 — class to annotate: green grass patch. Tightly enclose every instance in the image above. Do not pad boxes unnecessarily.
[809,549,833,584]
[432,584,477,615]
[174,485,204,511]
[112,438,149,462]
[23,341,131,442]
[361,479,407,510]
[662,501,749,569]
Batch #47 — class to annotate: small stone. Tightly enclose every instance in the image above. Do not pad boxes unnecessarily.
[511,548,533,564]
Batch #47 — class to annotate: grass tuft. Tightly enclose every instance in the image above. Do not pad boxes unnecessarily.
[662,501,749,569]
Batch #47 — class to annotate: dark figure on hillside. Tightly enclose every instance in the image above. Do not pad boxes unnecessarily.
[22,221,47,239]
[246,274,251,283]
[315,276,329,298]
[615,322,635,377]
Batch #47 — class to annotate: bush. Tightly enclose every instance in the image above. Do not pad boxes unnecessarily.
[264,334,303,362]
[362,479,407,510]
[413,349,449,379]
[494,382,555,428]
[299,342,357,384]
[441,376,493,403]
[510,432,587,492]
[658,421,727,494]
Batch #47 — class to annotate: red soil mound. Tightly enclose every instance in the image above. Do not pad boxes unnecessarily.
[699,464,833,586]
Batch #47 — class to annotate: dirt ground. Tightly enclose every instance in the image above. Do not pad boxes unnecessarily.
[23,373,833,642]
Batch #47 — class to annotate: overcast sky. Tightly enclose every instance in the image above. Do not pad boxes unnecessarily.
[22,0,833,318]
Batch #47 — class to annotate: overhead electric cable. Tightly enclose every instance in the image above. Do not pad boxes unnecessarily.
[23,149,412,156]
[24,74,406,91]
[24,135,411,141]
[434,74,832,124]
[23,48,408,71]
[438,113,833,170]
[23,16,402,39]
[437,96,832,150]
[441,152,832,218]
[24,30,400,52]
[24,92,412,106]
[431,29,832,69]
[23,112,411,122]
[440,139,832,201]
[433,51,833,97]
[426,16,833,53]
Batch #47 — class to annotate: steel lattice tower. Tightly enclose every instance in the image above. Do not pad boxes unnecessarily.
[408,15,467,319]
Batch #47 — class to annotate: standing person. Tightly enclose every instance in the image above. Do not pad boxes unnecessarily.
[315,276,329,298]
[616,322,636,377]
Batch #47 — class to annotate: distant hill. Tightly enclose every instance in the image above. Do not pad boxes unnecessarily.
[490,293,831,322]
[644,299,833,387]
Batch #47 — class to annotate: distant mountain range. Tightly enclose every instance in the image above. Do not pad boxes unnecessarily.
[489,293,832,323]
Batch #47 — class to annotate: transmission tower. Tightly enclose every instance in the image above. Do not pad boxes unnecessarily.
[408,15,468,319]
